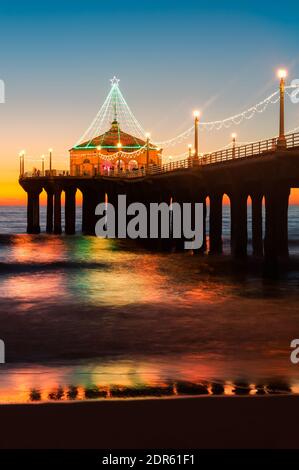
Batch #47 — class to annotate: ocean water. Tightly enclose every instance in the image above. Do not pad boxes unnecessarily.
[0,205,299,403]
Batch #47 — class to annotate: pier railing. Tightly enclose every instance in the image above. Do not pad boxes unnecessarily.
[199,132,299,166]
[23,169,70,178]
[21,131,299,179]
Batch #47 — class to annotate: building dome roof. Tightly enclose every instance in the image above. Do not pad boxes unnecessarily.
[73,120,156,151]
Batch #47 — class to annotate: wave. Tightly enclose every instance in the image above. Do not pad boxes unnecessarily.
[0,260,109,274]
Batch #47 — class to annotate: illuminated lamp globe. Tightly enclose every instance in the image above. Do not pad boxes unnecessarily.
[277,69,287,79]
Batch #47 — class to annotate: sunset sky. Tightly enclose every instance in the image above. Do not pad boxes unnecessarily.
[1,0,299,204]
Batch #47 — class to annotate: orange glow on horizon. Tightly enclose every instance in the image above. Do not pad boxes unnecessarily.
[222,189,299,205]
[0,180,83,206]
[0,180,299,206]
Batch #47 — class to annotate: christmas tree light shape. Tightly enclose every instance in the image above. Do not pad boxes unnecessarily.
[76,77,146,147]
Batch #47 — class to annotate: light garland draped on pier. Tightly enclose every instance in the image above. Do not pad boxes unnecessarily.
[85,144,151,161]
[76,79,299,151]
[76,77,146,146]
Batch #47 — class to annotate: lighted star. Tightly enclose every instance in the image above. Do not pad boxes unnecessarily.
[110,76,120,87]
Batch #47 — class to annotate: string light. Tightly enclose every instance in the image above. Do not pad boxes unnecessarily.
[77,144,149,161]
[154,90,283,147]
[76,77,147,146]
[153,85,299,147]
[76,78,299,151]
[25,78,299,166]
[287,125,299,134]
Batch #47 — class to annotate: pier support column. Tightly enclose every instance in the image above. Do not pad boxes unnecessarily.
[251,193,263,257]
[65,187,77,235]
[171,190,206,253]
[54,189,62,234]
[209,193,223,254]
[46,190,54,234]
[82,188,105,235]
[199,197,207,254]
[82,189,93,235]
[230,192,248,258]
[27,189,41,234]
[264,186,289,262]
[169,192,184,251]
[93,190,106,237]
[106,191,119,238]
[159,192,174,252]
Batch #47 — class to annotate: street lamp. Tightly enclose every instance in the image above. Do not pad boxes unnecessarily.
[278,68,287,79]
[277,68,287,149]
[48,148,53,174]
[231,133,237,158]
[41,155,45,176]
[19,150,25,177]
[145,132,151,171]
[117,142,122,171]
[193,110,200,159]
[188,143,192,158]
[97,145,101,175]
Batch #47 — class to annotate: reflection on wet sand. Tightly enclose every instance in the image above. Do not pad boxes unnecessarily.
[22,380,296,403]
[0,370,296,404]
[67,385,79,400]
[0,356,298,404]
[29,389,41,401]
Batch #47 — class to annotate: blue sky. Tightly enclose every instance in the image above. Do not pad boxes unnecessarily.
[0,0,299,199]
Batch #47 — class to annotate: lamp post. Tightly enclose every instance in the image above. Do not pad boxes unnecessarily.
[49,148,53,175]
[97,145,101,175]
[19,150,25,177]
[156,147,162,166]
[188,144,192,158]
[277,69,287,150]
[145,132,150,172]
[193,110,200,162]
[117,142,122,171]
[41,155,45,176]
[231,133,237,158]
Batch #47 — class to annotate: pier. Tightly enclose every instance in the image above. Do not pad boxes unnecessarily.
[19,72,299,263]
[19,131,299,263]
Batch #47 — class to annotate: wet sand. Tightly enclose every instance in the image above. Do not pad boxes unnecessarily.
[0,395,298,449]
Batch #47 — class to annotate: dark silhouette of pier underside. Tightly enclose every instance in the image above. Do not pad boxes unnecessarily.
[19,143,299,265]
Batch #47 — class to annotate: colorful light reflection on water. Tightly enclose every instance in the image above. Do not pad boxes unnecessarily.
[0,234,299,403]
